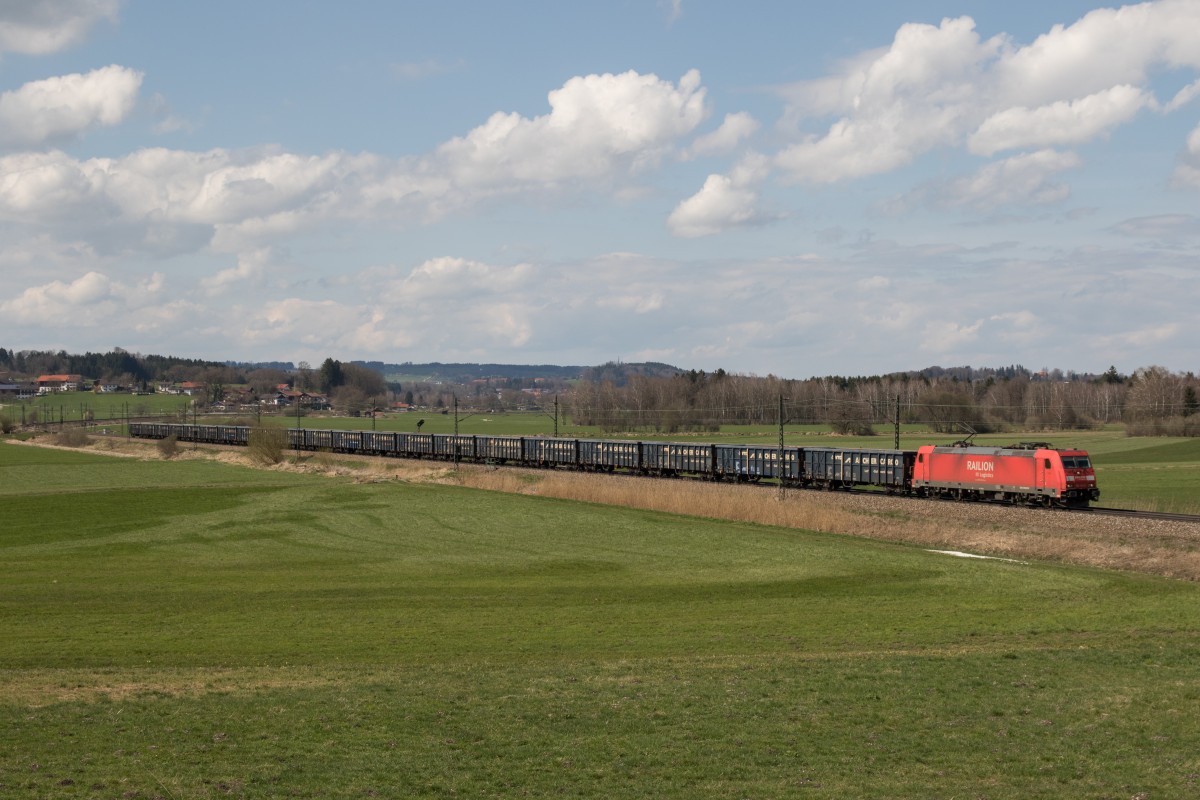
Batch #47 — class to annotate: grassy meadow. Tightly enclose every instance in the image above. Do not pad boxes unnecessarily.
[3,441,1200,798]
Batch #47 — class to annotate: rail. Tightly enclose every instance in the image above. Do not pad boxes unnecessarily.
[1069,506,1200,525]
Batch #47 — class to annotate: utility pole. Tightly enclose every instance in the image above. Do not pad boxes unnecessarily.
[452,395,461,470]
[894,394,901,450]
[293,388,303,458]
[778,394,787,500]
[535,395,560,437]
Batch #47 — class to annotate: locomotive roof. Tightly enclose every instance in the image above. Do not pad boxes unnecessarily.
[927,445,1047,457]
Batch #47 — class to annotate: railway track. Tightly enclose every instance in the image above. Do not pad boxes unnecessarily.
[1073,506,1200,525]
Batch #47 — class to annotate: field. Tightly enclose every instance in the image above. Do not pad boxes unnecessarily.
[1,392,196,426]
[3,440,1200,798]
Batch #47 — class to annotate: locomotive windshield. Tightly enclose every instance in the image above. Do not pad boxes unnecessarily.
[1062,456,1092,469]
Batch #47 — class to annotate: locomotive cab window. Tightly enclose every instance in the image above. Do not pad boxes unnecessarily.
[1044,459,1052,469]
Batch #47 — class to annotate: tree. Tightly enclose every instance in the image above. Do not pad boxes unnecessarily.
[339,362,387,396]
[246,368,290,396]
[319,358,345,392]
[199,366,237,405]
[296,361,313,391]
[1126,366,1181,422]
[912,389,981,434]
[1184,386,1198,417]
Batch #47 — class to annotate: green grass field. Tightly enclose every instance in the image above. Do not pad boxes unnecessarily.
[2,442,1199,798]
[2,391,196,425]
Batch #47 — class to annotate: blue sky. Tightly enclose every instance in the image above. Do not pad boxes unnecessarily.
[1,0,1198,378]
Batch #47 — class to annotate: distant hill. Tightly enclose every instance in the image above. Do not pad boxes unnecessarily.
[221,360,687,384]
[355,362,590,383]
[581,361,685,386]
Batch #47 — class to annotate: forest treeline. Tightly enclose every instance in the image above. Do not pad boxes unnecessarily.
[566,364,1200,437]
[3,348,1198,436]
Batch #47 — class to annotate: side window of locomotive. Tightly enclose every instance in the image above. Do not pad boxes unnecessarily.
[1044,458,1052,469]
[917,453,924,463]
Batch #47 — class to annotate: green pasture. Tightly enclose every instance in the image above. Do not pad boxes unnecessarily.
[1,391,195,425]
[2,442,1200,798]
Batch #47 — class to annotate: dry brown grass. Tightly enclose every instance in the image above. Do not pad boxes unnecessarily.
[444,466,1200,581]
[15,435,1200,581]
[0,666,352,707]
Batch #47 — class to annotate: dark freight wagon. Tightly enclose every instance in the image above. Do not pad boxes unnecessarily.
[435,435,476,460]
[578,439,642,470]
[713,445,801,481]
[527,437,578,466]
[640,442,714,476]
[477,435,523,463]
[361,430,398,454]
[804,448,913,491]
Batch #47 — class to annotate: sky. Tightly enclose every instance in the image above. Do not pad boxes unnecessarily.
[1,0,1198,379]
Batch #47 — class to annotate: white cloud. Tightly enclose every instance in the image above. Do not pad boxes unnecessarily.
[200,248,274,294]
[989,311,1040,344]
[668,152,771,237]
[1164,79,1200,112]
[0,0,119,55]
[432,69,707,188]
[686,112,759,158]
[597,292,665,313]
[147,92,191,135]
[856,276,890,291]
[0,269,164,325]
[0,66,143,151]
[992,0,1200,106]
[0,147,380,256]
[920,319,984,353]
[897,149,1082,212]
[773,3,1200,185]
[381,256,536,303]
[969,85,1151,156]
[0,70,711,254]
[667,174,760,237]
[1096,322,1179,348]
[775,16,1000,183]
[1172,122,1200,188]
[1110,213,1200,238]
[660,0,683,25]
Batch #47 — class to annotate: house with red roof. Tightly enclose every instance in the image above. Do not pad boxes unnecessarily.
[36,374,84,393]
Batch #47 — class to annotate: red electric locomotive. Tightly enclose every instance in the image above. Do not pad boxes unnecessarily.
[912,442,1099,507]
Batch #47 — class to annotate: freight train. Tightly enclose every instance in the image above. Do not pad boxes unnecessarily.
[128,422,1100,507]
